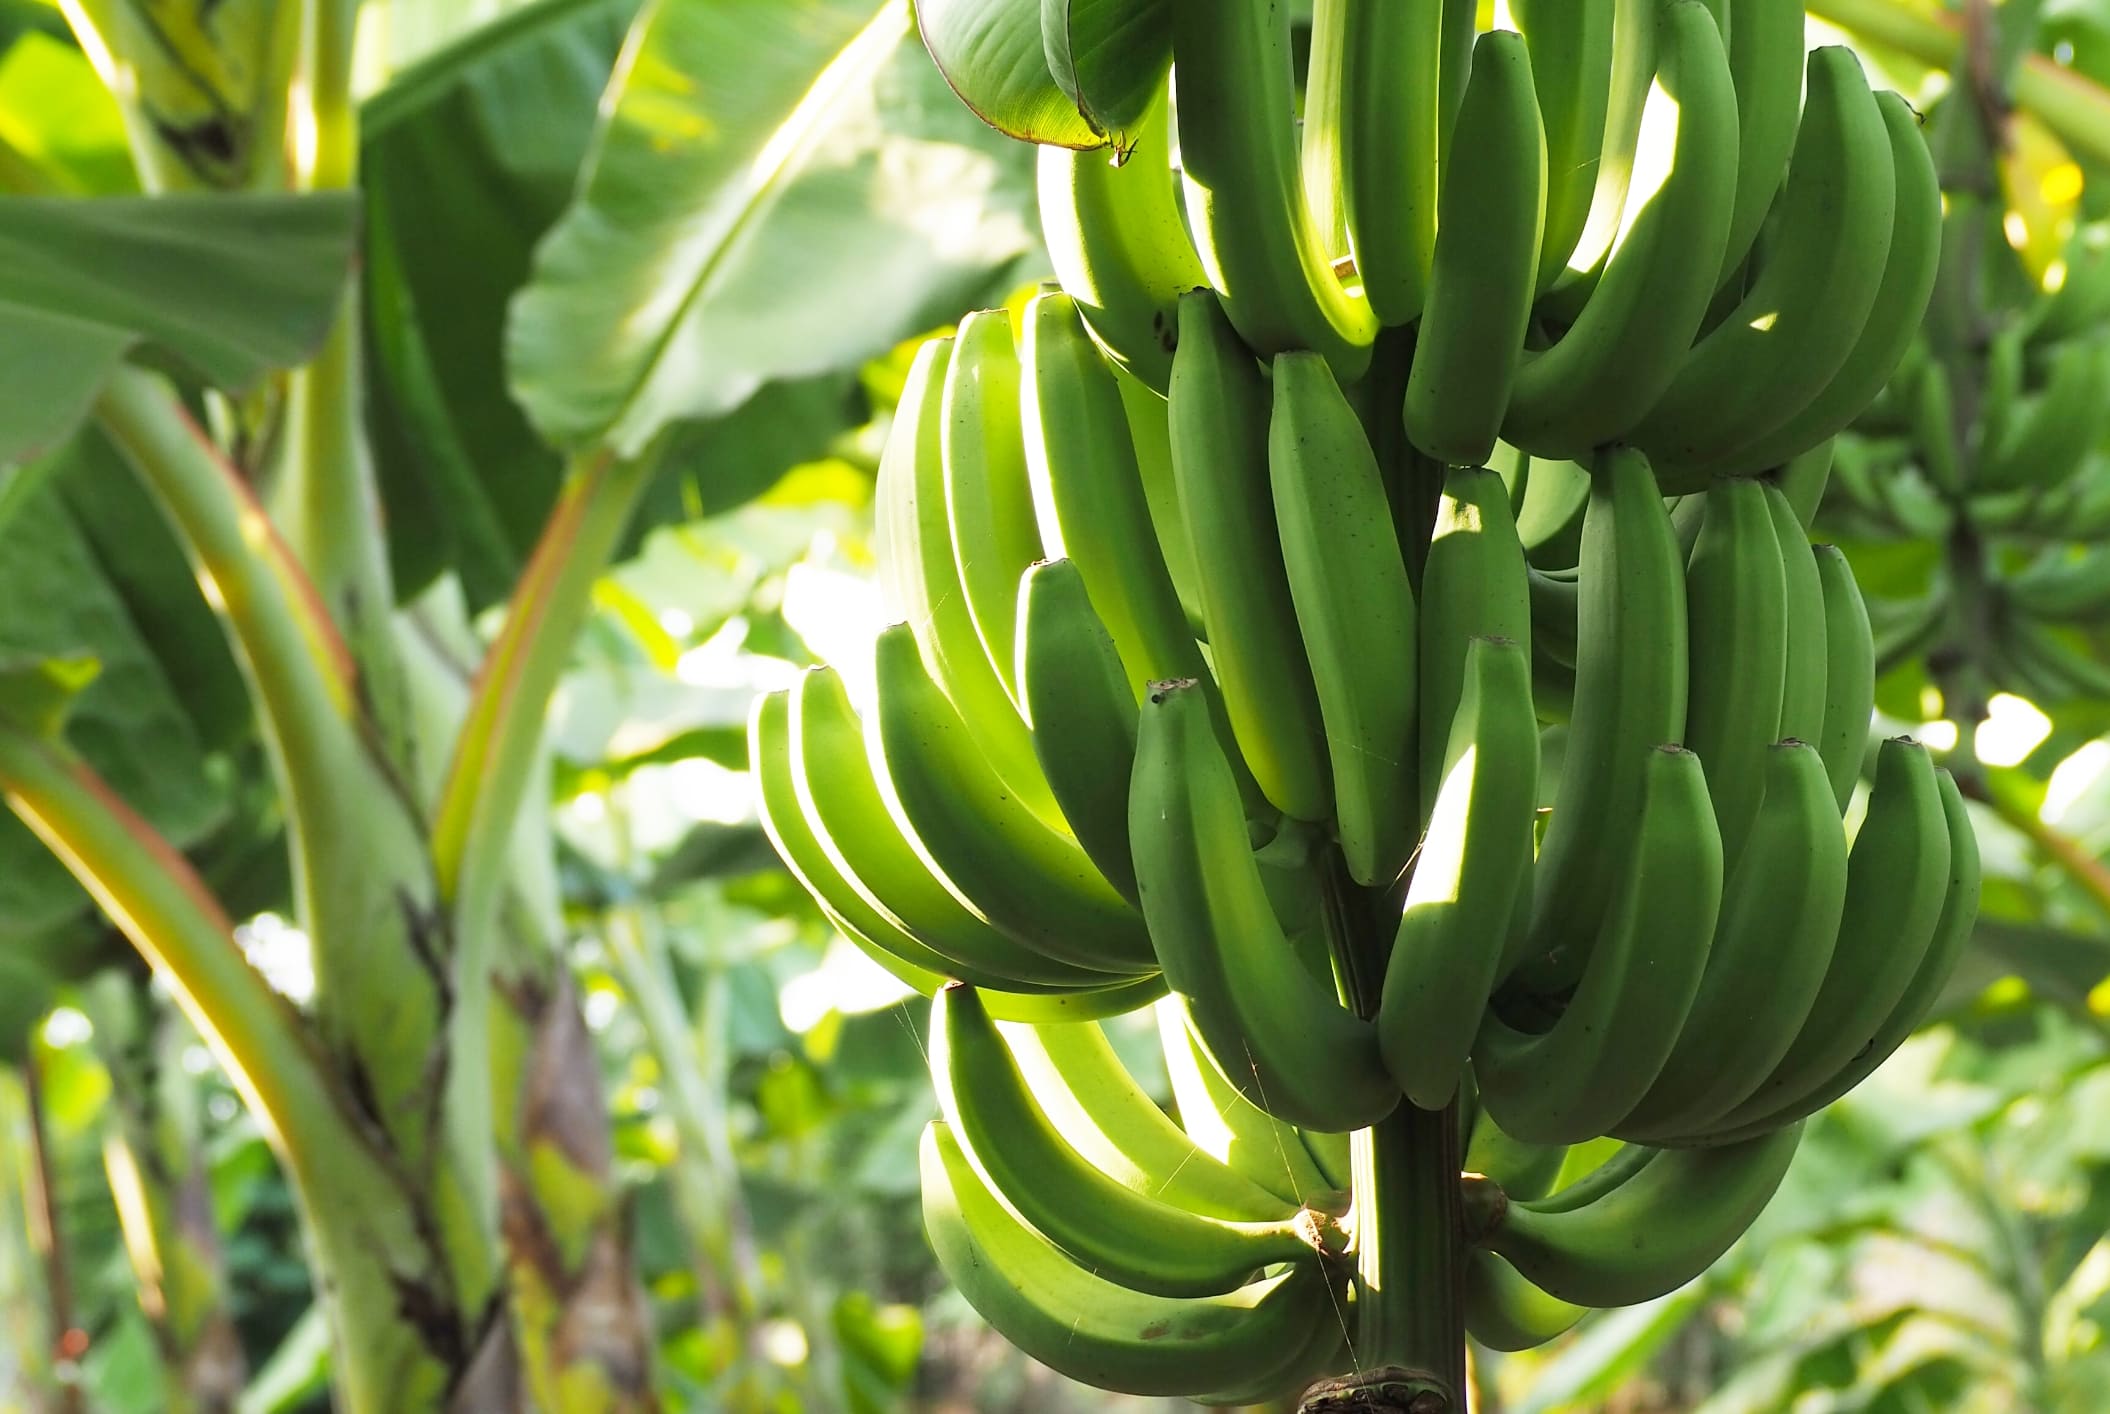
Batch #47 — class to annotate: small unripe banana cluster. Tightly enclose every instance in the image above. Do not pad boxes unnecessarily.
[1827,204,2110,707]
[751,1,1981,1400]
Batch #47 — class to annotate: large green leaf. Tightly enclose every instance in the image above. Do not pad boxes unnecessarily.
[358,0,640,603]
[915,0,1099,148]
[0,192,357,464]
[507,0,1040,456]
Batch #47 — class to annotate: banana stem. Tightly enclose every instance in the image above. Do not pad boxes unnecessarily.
[1306,860,1468,1412]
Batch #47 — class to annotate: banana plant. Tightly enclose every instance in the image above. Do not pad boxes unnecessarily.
[0,0,1034,1405]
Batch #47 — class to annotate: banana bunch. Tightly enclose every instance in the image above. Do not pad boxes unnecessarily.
[1043,0,1941,486]
[1822,208,2110,708]
[742,1,1985,1398]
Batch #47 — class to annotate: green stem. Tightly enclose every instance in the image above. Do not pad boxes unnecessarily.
[22,1048,83,1414]
[0,731,462,1411]
[1808,0,2110,168]
[1307,861,1466,1412]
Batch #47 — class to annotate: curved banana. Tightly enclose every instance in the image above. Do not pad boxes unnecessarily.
[1705,90,1944,475]
[755,689,1163,1018]
[1976,334,2110,494]
[1116,364,1208,640]
[1021,290,1206,696]
[1813,544,1877,811]
[1338,0,1444,324]
[1475,744,1724,1145]
[1017,559,1141,904]
[1155,995,1342,1209]
[1270,352,1421,886]
[1544,0,1660,306]
[1169,0,1375,376]
[1513,0,1615,291]
[1463,1107,1569,1203]
[1682,477,1790,863]
[1379,637,1540,1110]
[1403,29,1548,468]
[1521,448,1688,994]
[1131,679,1400,1134]
[1701,769,1978,1144]
[1714,737,1952,1129]
[2008,547,2110,622]
[1501,0,1740,461]
[1168,290,1332,822]
[1463,1252,1587,1351]
[1635,47,1897,486]
[1614,742,1848,1143]
[920,1121,1337,1399]
[1718,0,1810,285]
[789,668,1122,991]
[1533,1141,1660,1215]
[996,1014,1300,1223]
[1768,483,1831,745]
[1525,564,1579,674]
[1476,1123,1803,1308]
[931,986,1337,1298]
[943,310,1045,710]
[870,623,1156,974]
[1776,437,1837,529]
[1038,80,1205,394]
[1418,466,1534,821]
[880,336,1057,822]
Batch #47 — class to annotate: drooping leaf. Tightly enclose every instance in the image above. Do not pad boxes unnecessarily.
[915,0,1100,148]
[506,0,1040,457]
[0,192,357,463]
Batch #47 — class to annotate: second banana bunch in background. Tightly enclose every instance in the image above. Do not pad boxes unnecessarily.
[752,0,1982,1403]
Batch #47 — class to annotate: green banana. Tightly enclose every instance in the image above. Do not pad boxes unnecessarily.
[1500,0,1740,461]
[1635,48,1897,485]
[1701,770,1978,1144]
[1017,559,1141,904]
[1768,482,1831,745]
[1516,454,1592,566]
[1681,477,1790,863]
[1037,80,1205,394]
[1131,679,1399,1134]
[1463,1252,1587,1350]
[1533,1140,1659,1215]
[1521,448,1688,994]
[943,310,1045,710]
[1417,466,1533,821]
[920,1121,1337,1399]
[880,336,1058,824]
[1271,352,1421,886]
[1777,437,1837,529]
[1512,0,1614,291]
[1714,737,1952,1129]
[995,1014,1300,1223]
[1705,90,1945,475]
[2025,221,2110,344]
[1475,744,1724,1145]
[1021,290,1207,696]
[1115,363,1208,639]
[931,986,1336,1298]
[789,668,1122,991]
[870,623,1156,974]
[1379,637,1539,1110]
[1814,543,1876,813]
[1338,0,1444,324]
[1477,1123,1803,1308]
[1541,0,1659,309]
[1403,29,1547,468]
[1525,564,1579,672]
[2008,547,2110,622]
[1301,0,1352,266]
[1977,334,2110,494]
[1301,1127,1353,1194]
[1155,996,1342,1209]
[1614,742,1848,1143]
[1718,0,1808,285]
[1167,291,1332,823]
[1168,0,1375,375]
[1464,1107,1569,1203]
[756,689,1163,1018]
